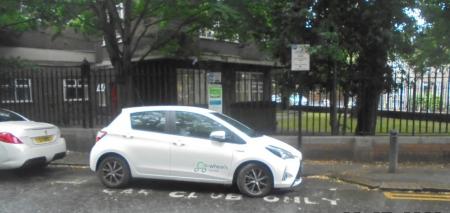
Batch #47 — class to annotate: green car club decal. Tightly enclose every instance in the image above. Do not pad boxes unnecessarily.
[194,161,228,173]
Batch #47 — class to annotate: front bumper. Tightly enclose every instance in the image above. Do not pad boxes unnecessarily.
[291,160,304,188]
[274,159,304,189]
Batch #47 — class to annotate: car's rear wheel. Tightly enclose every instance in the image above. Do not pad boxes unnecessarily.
[97,155,131,188]
[236,163,273,197]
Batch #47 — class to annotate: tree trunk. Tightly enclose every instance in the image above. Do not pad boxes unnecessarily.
[330,66,338,135]
[355,84,380,135]
[282,96,289,110]
[342,94,349,135]
[114,60,135,109]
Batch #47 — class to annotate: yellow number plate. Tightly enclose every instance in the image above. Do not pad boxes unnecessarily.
[34,136,54,144]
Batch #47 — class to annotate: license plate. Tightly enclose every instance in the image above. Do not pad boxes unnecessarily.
[34,136,54,144]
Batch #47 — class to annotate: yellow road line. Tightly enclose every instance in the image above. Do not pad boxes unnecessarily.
[384,192,450,202]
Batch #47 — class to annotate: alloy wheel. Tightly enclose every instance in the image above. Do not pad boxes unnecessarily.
[97,156,130,188]
[237,163,273,197]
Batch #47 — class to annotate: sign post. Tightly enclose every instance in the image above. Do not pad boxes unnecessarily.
[291,44,310,149]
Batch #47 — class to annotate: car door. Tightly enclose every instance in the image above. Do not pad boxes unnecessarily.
[126,110,172,177]
[169,111,238,183]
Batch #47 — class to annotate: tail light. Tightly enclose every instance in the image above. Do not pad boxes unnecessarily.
[0,132,23,144]
[96,131,107,142]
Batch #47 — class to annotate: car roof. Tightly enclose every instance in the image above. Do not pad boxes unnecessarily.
[122,106,215,114]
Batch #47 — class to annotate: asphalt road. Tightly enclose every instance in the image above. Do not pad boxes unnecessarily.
[0,166,449,213]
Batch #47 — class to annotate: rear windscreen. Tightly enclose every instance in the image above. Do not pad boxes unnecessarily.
[0,110,26,122]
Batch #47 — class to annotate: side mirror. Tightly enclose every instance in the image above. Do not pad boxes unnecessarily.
[209,131,227,142]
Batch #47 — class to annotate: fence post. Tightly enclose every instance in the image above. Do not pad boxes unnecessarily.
[81,59,93,128]
[388,129,399,173]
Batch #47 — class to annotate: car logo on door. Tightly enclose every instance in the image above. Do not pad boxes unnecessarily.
[194,162,207,173]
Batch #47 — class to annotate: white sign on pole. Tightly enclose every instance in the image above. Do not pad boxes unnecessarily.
[207,72,222,113]
[291,44,310,71]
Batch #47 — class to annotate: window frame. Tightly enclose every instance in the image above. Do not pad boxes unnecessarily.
[63,79,89,102]
[176,68,207,106]
[235,71,264,102]
[0,78,33,103]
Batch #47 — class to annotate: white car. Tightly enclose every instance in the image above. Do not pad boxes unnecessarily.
[0,109,66,169]
[90,106,303,197]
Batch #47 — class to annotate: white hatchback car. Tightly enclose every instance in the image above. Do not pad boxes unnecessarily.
[90,106,303,197]
[0,109,66,169]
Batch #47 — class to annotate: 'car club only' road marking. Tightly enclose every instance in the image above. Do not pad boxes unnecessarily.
[100,189,339,206]
[384,192,450,202]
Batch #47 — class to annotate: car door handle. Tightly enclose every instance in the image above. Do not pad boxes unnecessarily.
[122,135,134,139]
[172,142,185,147]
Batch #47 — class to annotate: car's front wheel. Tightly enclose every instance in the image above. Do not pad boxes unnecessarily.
[236,163,273,197]
[97,155,131,188]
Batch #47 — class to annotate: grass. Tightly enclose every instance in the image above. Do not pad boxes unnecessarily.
[276,110,450,135]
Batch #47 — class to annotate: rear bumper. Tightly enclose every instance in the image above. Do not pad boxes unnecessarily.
[21,151,66,168]
[0,138,66,169]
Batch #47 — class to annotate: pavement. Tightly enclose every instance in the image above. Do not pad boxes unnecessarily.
[52,151,450,193]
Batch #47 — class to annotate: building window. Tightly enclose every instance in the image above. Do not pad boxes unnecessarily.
[236,72,264,102]
[0,79,33,103]
[177,69,207,106]
[199,21,239,43]
[63,79,88,102]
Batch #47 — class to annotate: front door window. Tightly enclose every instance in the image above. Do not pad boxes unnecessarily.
[175,111,226,139]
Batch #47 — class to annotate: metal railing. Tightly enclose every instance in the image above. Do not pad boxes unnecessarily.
[0,65,115,127]
[273,68,450,136]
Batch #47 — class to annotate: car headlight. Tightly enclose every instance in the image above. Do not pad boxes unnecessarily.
[266,145,295,159]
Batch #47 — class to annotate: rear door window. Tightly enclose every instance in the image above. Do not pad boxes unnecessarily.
[130,111,167,133]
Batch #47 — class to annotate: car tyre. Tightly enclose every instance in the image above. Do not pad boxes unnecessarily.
[236,163,273,197]
[97,155,131,188]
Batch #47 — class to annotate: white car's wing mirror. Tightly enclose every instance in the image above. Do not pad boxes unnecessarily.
[209,130,227,142]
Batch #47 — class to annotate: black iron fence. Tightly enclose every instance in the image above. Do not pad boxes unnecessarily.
[1,62,448,136]
[0,60,274,130]
[0,65,115,127]
[273,68,450,136]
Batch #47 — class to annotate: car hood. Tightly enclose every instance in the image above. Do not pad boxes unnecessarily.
[249,135,302,159]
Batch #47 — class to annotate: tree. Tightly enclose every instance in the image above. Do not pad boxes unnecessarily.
[0,1,37,31]
[224,0,416,135]
[411,1,449,71]
[16,0,235,108]
[0,1,45,70]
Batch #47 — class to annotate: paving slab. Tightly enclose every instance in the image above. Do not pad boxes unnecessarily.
[304,160,450,192]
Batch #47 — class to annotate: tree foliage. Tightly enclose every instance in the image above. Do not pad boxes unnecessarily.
[13,0,237,107]
[407,0,450,72]
[5,0,447,135]
[224,0,417,135]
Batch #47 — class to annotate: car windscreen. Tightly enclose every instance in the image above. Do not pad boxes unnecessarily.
[210,112,262,138]
[0,110,27,122]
